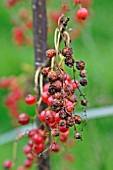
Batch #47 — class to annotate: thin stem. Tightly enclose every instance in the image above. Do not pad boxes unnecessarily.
[34,66,42,88]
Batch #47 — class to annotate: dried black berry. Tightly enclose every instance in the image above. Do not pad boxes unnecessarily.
[81,100,88,106]
[59,109,67,119]
[74,133,82,140]
[80,78,88,86]
[74,115,82,124]
[62,46,73,57]
[65,56,74,67]
[66,116,75,127]
[76,60,85,70]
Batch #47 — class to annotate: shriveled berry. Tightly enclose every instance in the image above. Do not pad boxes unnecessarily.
[59,119,66,127]
[76,7,88,20]
[52,99,63,107]
[48,71,57,81]
[46,49,56,58]
[65,56,74,67]
[59,109,67,119]
[64,84,74,95]
[80,78,88,86]
[76,60,85,70]
[66,116,75,127]
[18,113,30,125]
[41,67,51,76]
[74,115,82,124]
[48,85,56,95]
[51,128,60,137]
[52,80,62,90]
[62,46,73,57]
[81,99,88,106]
[79,70,87,77]
[25,94,36,105]
[54,92,62,99]
[74,132,82,140]
[67,95,78,103]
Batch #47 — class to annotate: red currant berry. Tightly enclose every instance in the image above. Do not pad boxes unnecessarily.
[0,78,10,88]
[33,143,44,154]
[59,125,68,133]
[32,134,44,144]
[28,140,34,147]
[39,110,46,122]
[37,143,44,152]
[18,113,30,125]
[54,112,61,123]
[25,94,36,105]
[24,159,32,168]
[47,96,54,106]
[61,130,69,138]
[27,153,34,161]
[73,0,81,4]
[60,136,67,142]
[28,129,37,138]
[76,7,89,20]
[23,145,31,155]
[49,122,56,129]
[17,166,25,170]
[41,92,49,103]
[3,160,12,169]
[43,83,49,92]
[51,143,60,152]
[45,110,55,123]
[71,80,79,90]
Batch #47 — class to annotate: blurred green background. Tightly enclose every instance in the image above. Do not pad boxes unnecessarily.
[0,0,113,170]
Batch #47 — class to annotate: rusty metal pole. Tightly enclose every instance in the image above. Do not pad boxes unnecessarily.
[32,0,50,170]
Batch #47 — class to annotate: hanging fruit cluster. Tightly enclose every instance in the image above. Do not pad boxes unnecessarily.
[2,0,90,169]
[40,15,88,143]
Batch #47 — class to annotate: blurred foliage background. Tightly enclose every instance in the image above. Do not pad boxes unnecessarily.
[0,0,113,170]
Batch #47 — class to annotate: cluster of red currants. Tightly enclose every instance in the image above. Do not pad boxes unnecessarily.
[0,77,23,120]
[5,0,33,46]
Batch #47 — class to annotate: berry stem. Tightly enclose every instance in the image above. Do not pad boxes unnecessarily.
[34,66,42,89]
